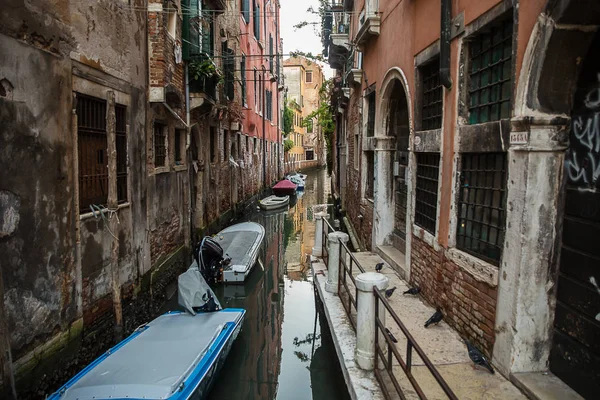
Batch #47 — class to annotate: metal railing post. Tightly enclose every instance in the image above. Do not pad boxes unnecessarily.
[355,272,389,370]
[325,231,349,294]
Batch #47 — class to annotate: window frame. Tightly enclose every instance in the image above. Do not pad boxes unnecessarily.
[456,152,508,265]
[466,17,513,125]
[154,121,167,168]
[306,70,313,83]
[414,153,440,235]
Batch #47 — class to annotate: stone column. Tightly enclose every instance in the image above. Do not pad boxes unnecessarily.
[325,231,349,293]
[312,212,329,257]
[493,117,568,375]
[372,136,396,249]
[355,272,389,370]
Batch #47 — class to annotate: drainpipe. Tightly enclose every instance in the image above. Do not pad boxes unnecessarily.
[185,62,194,246]
[276,4,281,178]
[440,0,453,89]
[262,73,267,188]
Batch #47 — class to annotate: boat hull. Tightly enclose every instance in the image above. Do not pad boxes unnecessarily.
[259,195,290,211]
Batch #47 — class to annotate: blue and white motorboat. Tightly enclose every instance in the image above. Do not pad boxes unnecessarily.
[286,174,305,190]
[48,265,245,400]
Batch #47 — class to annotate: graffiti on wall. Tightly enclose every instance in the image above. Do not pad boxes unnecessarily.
[566,74,600,188]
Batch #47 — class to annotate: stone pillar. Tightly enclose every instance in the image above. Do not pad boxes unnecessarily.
[372,136,396,249]
[312,212,329,257]
[493,117,568,375]
[355,272,389,370]
[325,231,349,293]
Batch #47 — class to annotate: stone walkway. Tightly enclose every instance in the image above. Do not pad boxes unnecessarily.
[313,251,527,400]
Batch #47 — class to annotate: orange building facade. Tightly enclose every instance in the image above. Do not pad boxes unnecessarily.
[326,0,600,397]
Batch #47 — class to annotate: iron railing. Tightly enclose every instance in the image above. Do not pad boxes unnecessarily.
[321,217,335,267]
[374,289,458,400]
[338,240,365,331]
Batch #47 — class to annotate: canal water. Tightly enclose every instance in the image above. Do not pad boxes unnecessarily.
[166,168,350,400]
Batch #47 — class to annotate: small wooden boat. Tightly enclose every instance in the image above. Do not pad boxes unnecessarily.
[259,195,289,210]
[196,222,265,284]
[273,179,297,196]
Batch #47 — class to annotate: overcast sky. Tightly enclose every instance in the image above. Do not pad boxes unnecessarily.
[280,0,333,78]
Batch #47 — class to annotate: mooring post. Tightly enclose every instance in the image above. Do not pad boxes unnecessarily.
[325,231,349,294]
[312,212,328,257]
[355,272,389,370]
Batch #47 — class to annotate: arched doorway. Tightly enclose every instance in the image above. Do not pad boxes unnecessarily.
[499,1,600,396]
[387,80,410,253]
[551,30,600,398]
[373,69,412,259]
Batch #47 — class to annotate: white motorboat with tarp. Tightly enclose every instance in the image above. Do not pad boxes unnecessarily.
[49,262,245,400]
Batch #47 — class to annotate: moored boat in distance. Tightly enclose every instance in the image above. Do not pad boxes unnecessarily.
[259,195,290,211]
[273,179,297,196]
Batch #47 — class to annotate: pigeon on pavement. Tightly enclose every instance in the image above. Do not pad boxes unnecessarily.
[375,262,384,272]
[424,308,443,327]
[403,286,420,295]
[384,328,398,343]
[465,340,495,374]
[385,286,397,298]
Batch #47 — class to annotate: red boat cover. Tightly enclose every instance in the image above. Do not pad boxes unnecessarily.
[273,179,297,189]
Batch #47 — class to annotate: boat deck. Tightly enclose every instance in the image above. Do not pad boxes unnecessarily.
[55,310,244,400]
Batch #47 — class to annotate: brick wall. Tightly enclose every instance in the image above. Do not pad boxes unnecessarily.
[410,235,498,357]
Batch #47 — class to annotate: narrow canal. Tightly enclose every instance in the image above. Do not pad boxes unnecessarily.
[165,168,350,399]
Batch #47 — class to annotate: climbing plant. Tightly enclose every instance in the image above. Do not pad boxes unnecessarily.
[284,139,294,152]
[283,101,294,137]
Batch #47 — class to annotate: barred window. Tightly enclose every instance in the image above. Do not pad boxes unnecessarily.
[457,153,507,265]
[367,90,376,137]
[174,129,183,164]
[210,126,217,163]
[420,59,442,130]
[115,105,127,203]
[154,122,167,167]
[468,18,513,124]
[415,153,440,234]
[365,151,374,200]
[241,55,247,105]
[77,94,108,212]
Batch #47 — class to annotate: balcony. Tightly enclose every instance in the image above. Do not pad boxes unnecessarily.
[188,55,219,111]
[354,9,380,50]
[348,68,363,86]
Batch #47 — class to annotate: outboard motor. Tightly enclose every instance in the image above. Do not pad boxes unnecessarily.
[194,236,229,283]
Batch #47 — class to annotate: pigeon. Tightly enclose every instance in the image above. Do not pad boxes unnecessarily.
[403,286,420,295]
[385,286,397,298]
[465,340,494,374]
[384,328,398,343]
[375,262,384,272]
[424,308,443,327]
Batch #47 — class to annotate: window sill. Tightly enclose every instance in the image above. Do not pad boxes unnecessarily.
[457,119,510,153]
[445,247,499,287]
[80,202,130,221]
[153,166,169,175]
[173,164,187,172]
[412,224,438,249]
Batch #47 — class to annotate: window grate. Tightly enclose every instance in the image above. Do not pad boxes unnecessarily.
[457,152,507,265]
[77,94,108,212]
[367,90,376,137]
[420,60,443,130]
[175,129,182,163]
[115,105,127,203]
[154,122,166,167]
[415,153,440,234]
[366,151,374,199]
[468,18,513,124]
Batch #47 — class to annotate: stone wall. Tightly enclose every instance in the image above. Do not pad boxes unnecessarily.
[410,236,497,357]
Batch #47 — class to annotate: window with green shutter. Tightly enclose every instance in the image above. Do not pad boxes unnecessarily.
[242,0,250,23]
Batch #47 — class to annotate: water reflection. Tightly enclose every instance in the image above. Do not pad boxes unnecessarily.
[204,169,348,400]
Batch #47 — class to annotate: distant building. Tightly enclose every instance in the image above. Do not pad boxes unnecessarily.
[324,0,600,398]
[283,56,326,171]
